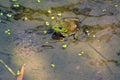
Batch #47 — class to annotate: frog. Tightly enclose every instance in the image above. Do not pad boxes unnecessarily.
[52,17,81,40]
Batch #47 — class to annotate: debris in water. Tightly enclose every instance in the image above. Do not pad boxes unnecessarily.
[116,50,120,56]
[0,59,16,76]
[41,44,54,49]
[16,64,25,80]
[10,0,18,2]
[99,59,120,66]
[115,60,120,66]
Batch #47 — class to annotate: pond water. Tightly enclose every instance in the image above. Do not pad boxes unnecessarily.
[0,0,120,80]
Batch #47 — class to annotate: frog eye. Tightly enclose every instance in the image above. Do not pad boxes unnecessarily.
[59,27,62,29]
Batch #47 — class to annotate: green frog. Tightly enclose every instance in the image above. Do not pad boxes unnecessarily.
[52,18,81,40]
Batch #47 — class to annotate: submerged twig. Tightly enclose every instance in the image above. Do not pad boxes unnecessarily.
[88,43,107,60]
[16,64,25,80]
[87,43,114,75]
[41,45,54,49]
[0,59,16,76]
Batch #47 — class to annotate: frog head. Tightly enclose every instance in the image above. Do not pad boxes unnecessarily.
[52,20,68,33]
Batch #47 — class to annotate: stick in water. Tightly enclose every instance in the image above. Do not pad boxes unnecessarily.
[0,59,16,76]
[16,64,25,80]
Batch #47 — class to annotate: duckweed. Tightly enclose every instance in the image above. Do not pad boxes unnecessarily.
[45,21,50,26]
[13,4,20,8]
[78,51,85,56]
[62,44,68,49]
[48,10,52,14]
[51,63,55,68]
[57,12,62,16]
[37,0,41,3]
[6,13,12,18]
[5,29,11,35]
[51,16,55,20]
[0,12,3,16]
